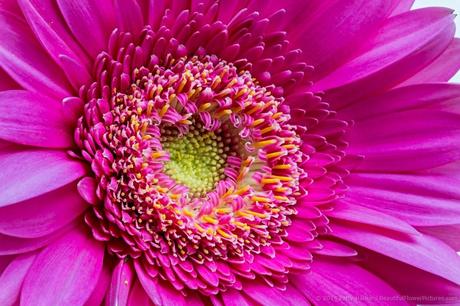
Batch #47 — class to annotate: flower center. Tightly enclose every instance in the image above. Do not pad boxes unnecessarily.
[161,124,229,197]
[74,25,323,294]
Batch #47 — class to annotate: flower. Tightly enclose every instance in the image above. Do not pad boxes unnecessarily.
[0,0,460,305]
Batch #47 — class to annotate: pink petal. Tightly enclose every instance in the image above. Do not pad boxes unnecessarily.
[0,183,87,238]
[84,263,111,306]
[0,9,71,99]
[292,260,408,306]
[56,0,115,57]
[242,280,309,305]
[365,251,460,300]
[399,38,460,86]
[127,281,152,306]
[135,261,187,306]
[0,68,19,91]
[17,0,90,68]
[329,200,420,235]
[0,150,86,207]
[58,54,92,90]
[108,260,135,306]
[339,83,460,121]
[291,0,400,79]
[114,0,144,35]
[313,240,358,257]
[0,226,70,255]
[331,223,460,285]
[348,110,460,171]
[0,90,73,148]
[419,225,460,251]
[346,173,460,226]
[21,227,105,306]
[77,177,98,205]
[390,0,415,16]
[0,253,36,306]
[221,289,251,306]
[313,8,455,106]
[0,255,13,273]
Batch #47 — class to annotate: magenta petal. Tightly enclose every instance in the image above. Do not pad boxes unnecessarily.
[365,252,460,299]
[314,240,358,257]
[242,281,309,305]
[114,0,144,35]
[85,263,111,306]
[292,0,399,79]
[348,110,460,171]
[0,184,87,238]
[17,0,90,68]
[399,38,460,86]
[56,0,115,57]
[0,90,73,148]
[21,227,104,306]
[419,225,460,251]
[313,8,455,106]
[329,200,419,235]
[134,261,187,306]
[345,173,460,226]
[0,253,36,306]
[0,9,71,99]
[108,260,135,306]
[390,0,415,16]
[292,260,408,306]
[221,289,251,306]
[58,55,92,90]
[77,177,98,205]
[0,150,86,207]
[127,281,152,306]
[0,226,69,255]
[332,223,460,285]
[340,83,460,121]
[0,68,19,91]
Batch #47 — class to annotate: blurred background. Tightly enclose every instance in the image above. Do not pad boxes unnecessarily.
[414,0,460,82]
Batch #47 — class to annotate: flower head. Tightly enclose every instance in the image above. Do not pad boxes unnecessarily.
[0,1,460,305]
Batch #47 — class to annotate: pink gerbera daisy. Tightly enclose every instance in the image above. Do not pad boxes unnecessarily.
[0,0,460,305]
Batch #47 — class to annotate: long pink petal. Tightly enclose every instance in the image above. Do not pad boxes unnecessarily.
[17,0,90,69]
[242,280,309,305]
[0,225,70,255]
[56,0,115,57]
[331,223,460,285]
[329,200,420,235]
[292,260,408,306]
[290,0,400,80]
[21,227,105,306]
[313,8,455,107]
[345,173,460,226]
[398,38,460,86]
[0,184,87,238]
[0,68,19,91]
[127,281,152,306]
[418,225,460,251]
[365,251,460,300]
[108,260,135,306]
[85,263,111,306]
[339,83,460,121]
[348,110,460,171]
[114,0,144,35]
[0,9,71,99]
[221,289,251,306]
[0,150,86,207]
[0,253,36,306]
[135,261,187,306]
[390,0,415,16]
[0,90,73,148]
